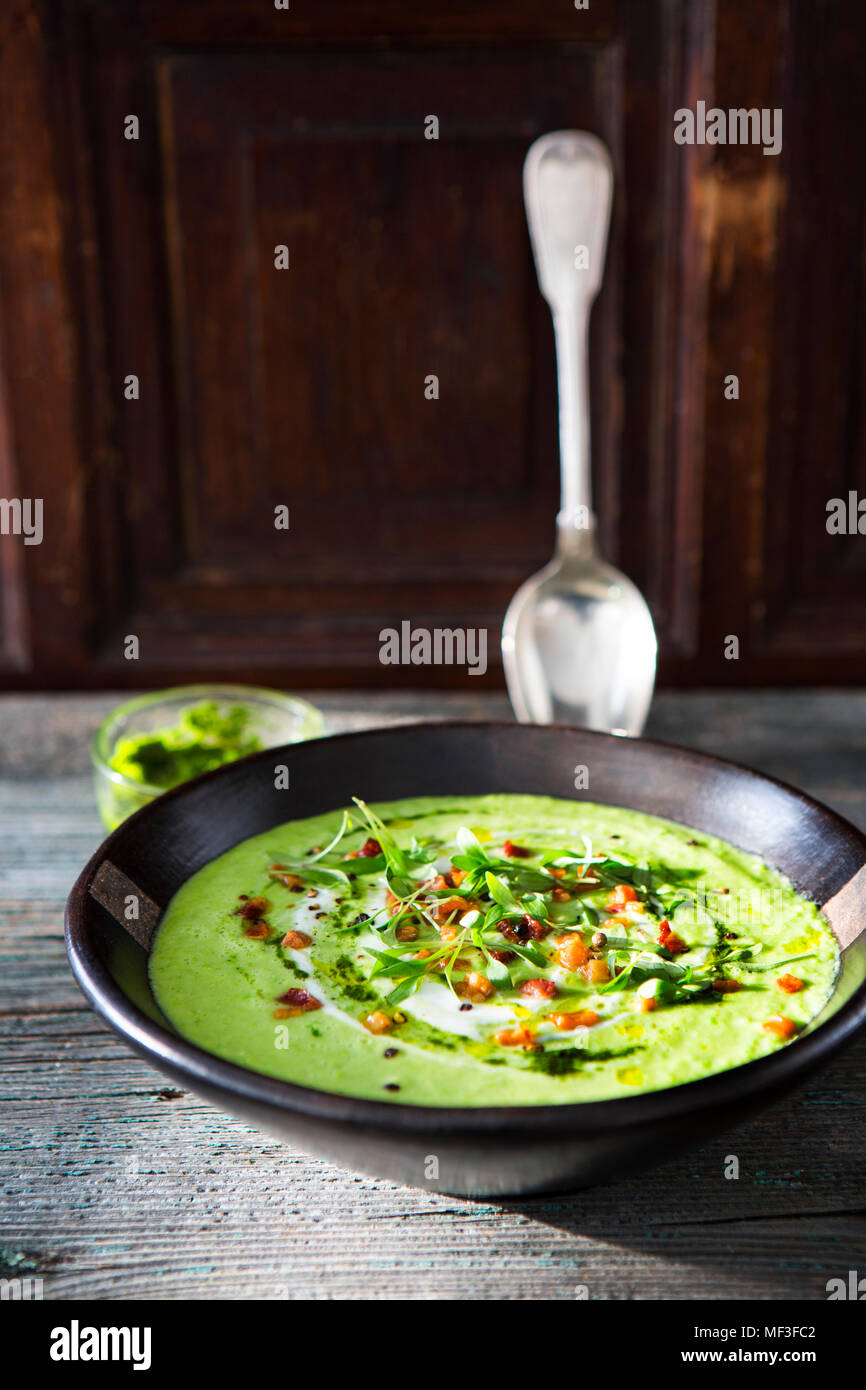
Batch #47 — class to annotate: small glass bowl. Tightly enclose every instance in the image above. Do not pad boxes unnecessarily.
[91,684,324,831]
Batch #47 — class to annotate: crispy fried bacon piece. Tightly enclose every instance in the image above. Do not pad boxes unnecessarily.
[555,932,589,971]
[777,974,805,994]
[458,972,495,1003]
[764,1013,798,1039]
[431,895,478,925]
[235,896,270,920]
[273,988,321,1018]
[269,867,304,890]
[276,988,320,1008]
[244,922,270,940]
[658,919,688,954]
[503,840,532,858]
[428,868,467,891]
[519,977,558,999]
[494,1026,538,1049]
[344,836,383,861]
[281,929,312,950]
[501,914,549,944]
[608,883,637,908]
[580,957,611,984]
[549,1009,599,1031]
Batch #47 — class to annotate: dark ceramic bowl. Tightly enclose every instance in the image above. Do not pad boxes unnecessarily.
[66,721,866,1197]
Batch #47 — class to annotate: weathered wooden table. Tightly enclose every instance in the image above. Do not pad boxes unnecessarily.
[2,691,864,1300]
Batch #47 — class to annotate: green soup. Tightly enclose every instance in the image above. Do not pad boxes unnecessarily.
[148,795,839,1106]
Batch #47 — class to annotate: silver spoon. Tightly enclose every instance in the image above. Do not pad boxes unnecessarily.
[502,131,656,736]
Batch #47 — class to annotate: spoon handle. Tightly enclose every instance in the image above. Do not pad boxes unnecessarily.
[523,132,613,532]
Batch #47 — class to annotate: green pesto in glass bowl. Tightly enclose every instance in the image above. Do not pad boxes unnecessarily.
[91,685,324,831]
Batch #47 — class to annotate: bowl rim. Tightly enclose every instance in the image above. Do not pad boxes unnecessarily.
[89,682,325,798]
[66,719,866,1136]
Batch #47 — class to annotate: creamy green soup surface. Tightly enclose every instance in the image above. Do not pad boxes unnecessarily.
[148,795,839,1106]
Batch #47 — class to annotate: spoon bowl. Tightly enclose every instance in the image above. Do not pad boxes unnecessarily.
[503,535,657,733]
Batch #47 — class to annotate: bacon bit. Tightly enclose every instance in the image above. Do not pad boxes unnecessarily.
[549,866,567,880]
[549,1009,599,1031]
[275,875,302,892]
[364,1010,394,1034]
[395,921,418,942]
[555,933,590,972]
[235,896,270,919]
[269,867,304,890]
[428,867,468,892]
[608,884,637,908]
[580,958,611,984]
[414,948,433,960]
[358,837,382,858]
[639,996,658,1013]
[276,987,320,1008]
[658,920,688,955]
[458,971,495,1003]
[712,978,742,994]
[489,948,515,964]
[764,1013,798,1040]
[551,885,572,902]
[519,977,558,999]
[273,988,321,1017]
[385,888,404,917]
[777,973,805,994]
[494,1026,538,1049]
[244,921,271,940]
[439,921,460,942]
[281,929,312,950]
[503,840,532,858]
[432,895,474,924]
[501,914,549,944]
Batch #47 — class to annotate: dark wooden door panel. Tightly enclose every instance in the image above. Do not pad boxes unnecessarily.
[66,11,662,680]
[161,52,580,582]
